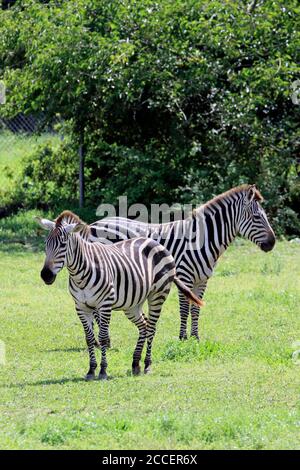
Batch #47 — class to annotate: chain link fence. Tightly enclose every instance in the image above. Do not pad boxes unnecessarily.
[0,111,61,170]
[0,113,45,133]
[0,81,61,158]
[0,78,64,214]
[1,74,85,210]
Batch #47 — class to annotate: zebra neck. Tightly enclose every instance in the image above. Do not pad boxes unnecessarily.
[195,198,240,260]
[66,234,94,281]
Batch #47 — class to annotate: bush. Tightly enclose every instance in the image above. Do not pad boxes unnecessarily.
[7,132,299,236]
[13,140,78,210]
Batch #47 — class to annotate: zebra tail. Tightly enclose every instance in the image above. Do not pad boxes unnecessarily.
[173,276,205,307]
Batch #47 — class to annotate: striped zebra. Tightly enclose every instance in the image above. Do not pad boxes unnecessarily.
[89,184,276,341]
[36,211,203,380]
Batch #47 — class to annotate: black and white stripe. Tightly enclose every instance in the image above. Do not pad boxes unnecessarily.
[90,185,276,340]
[36,211,203,380]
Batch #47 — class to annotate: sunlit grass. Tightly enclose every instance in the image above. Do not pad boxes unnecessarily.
[0,132,61,193]
[0,236,299,449]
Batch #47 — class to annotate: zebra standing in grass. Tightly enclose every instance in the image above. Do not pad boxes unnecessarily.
[89,185,276,341]
[36,211,203,380]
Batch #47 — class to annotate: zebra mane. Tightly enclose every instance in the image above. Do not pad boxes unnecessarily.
[211,184,263,204]
[193,184,263,216]
[55,210,84,227]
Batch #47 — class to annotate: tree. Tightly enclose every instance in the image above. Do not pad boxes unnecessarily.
[0,0,299,233]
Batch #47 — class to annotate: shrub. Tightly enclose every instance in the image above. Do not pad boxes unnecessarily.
[13,140,78,210]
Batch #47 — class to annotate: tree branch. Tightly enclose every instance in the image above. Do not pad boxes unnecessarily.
[247,0,259,14]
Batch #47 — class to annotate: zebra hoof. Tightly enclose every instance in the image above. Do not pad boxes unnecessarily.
[98,372,108,381]
[132,366,141,376]
[191,335,200,342]
[179,335,188,341]
[85,373,96,381]
[144,366,151,374]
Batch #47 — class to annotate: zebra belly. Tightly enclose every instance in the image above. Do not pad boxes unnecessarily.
[111,280,153,311]
[69,237,174,312]
[69,272,153,312]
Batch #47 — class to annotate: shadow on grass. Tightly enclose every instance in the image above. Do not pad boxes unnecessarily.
[42,347,86,353]
[0,239,44,254]
[0,375,122,387]
[42,346,122,354]
[1,368,169,388]
[0,376,86,388]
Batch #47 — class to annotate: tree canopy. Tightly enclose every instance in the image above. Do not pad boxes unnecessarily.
[0,0,299,233]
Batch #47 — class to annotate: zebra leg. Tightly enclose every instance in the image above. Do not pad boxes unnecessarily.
[144,292,168,373]
[94,310,111,349]
[126,307,147,376]
[76,307,97,381]
[190,282,207,340]
[178,290,191,340]
[98,307,112,380]
[178,274,199,340]
[99,344,108,380]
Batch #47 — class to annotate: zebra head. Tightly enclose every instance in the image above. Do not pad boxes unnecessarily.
[35,217,83,285]
[237,185,275,252]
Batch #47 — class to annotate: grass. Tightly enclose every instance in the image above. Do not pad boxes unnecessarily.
[0,218,299,450]
[0,131,61,193]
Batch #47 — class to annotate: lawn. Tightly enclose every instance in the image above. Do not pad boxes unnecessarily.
[0,228,299,450]
[0,132,61,193]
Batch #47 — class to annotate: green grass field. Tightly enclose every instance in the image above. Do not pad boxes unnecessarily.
[0,232,299,450]
[0,132,61,193]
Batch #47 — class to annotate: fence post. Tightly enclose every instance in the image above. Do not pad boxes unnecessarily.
[79,135,85,208]
[0,80,6,104]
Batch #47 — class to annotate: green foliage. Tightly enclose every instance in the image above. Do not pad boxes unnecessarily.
[0,1,299,233]
[84,137,187,205]
[0,132,61,210]
[19,141,78,208]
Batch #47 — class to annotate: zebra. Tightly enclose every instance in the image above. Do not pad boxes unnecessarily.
[89,184,276,341]
[35,211,203,380]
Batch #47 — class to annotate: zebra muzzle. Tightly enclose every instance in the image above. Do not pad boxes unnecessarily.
[41,266,56,285]
[260,233,276,252]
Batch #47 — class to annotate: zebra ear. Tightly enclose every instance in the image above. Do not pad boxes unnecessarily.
[72,223,86,233]
[247,184,257,203]
[34,217,55,231]
[65,222,86,234]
